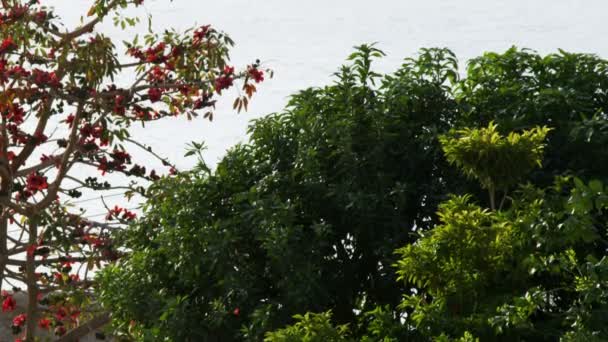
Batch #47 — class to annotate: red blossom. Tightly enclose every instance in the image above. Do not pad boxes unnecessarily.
[114,95,126,115]
[26,172,48,192]
[31,68,61,88]
[148,88,163,102]
[145,42,167,63]
[248,66,264,83]
[223,65,235,75]
[2,295,16,312]
[127,47,144,60]
[122,210,137,221]
[0,37,17,55]
[8,65,29,78]
[12,313,27,327]
[65,113,75,127]
[193,25,211,45]
[38,318,51,330]
[54,306,67,321]
[148,66,167,82]
[214,75,233,94]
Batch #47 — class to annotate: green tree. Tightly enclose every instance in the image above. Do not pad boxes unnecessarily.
[395,124,608,341]
[99,46,608,341]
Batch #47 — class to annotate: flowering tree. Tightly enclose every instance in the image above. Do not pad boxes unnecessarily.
[0,0,266,340]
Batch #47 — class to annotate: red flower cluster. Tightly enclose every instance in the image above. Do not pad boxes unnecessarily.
[78,122,108,153]
[32,68,61,88]
[26,172,49,192]
[248,66,264,83]
[148,65,168,82]
[6,124,29,145]
[113,94,126,115]
[193,25,211,45]
[105,205,136,221]
[0,37,17,55]
[0,59,30,86]
[143,42,168,64]
[0,102,25,125]
[2,291,16,312]
[12,313,26,327]
[214,66,235,94]
[148,87,163,103]
[38,318,51,330]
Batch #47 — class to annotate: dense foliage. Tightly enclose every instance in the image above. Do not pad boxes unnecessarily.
[0,0,265,340]
[99,46,608,341]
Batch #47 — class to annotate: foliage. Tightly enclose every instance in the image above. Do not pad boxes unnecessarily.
[99,45,460,341]
[395,131,608,340]
[0,0,266,340]
[456,48,608,185]
[100,46,608,341]
[264,311,351,342]
[440,123,550,209]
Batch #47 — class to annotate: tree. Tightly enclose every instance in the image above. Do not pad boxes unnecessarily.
[98,45,460,341]
[395,124,608,341]
[269,124,608,341]
[0,0,266,340]
[99,46,608,341]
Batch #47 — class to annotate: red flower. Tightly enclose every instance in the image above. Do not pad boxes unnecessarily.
[148,88,163,102]
[2,295,16,312]
[233,307,240,316]
[148,66,167,82]
[214,75,233,94]
[193,25,211,45]
[0,37,17,55]
[106,205,123,220]
[54,306,67,321]
[32,69,61,88]
[223,66,235,75]
[145,42,167,63]
[122,210,137,221]
[12,313,27,327]
[38,318,51,330]
[26,172,48,192]
[248,67,264,83]
[65,113,75,127]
